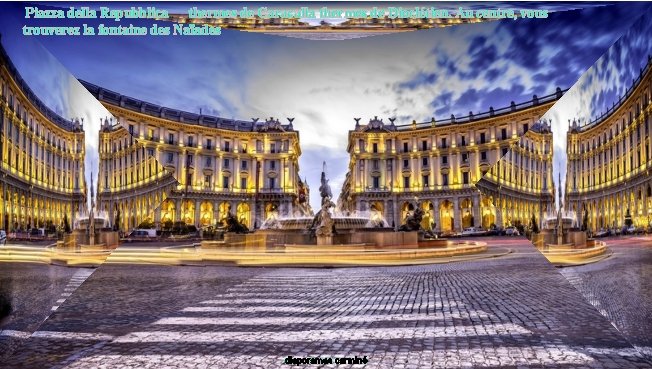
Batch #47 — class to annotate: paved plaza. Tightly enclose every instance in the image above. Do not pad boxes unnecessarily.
[0,236,651,368]
[560,236,652,360]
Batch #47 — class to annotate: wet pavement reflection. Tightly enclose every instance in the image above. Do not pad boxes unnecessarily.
[0,263,85,358]
[560,235,652,359]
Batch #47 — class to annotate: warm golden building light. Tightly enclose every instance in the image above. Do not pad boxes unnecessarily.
[339,90,564,232]
[0,43,86,232]
[84,81,306,231]
[566,57,652,231]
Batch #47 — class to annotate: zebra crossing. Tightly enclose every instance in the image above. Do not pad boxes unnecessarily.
[59,271,612,368]
[51,268,94,312]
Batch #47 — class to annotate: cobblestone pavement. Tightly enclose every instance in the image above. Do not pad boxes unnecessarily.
[1,237,651,368]
[0,263,92,359]
[560,235,652,360]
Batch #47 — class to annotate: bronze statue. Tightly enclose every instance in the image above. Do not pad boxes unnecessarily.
[224,204,249,233]
[310,162,336,237]
[319,162,332,204]
[399,207,424,232]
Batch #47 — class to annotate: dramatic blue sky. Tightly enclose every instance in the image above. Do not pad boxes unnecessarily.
[543,5,652,211]
[0,6,119,212]
[1,2,649,209]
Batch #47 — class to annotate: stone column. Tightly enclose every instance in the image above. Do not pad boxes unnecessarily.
[392,196,399,230]
[472,195,480,228]
[154,205,161,227]
[9,189,13,231]
[383,199,388,225]
[644,184,649,227]
[496,194,503,228]
[175,199,182,223]
[251,200,257,229]
[453,197,461,232]
[194,200,201,227]
[433,198,440,232]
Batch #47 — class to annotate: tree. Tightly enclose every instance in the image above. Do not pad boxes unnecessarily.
[582,209,589,231]
[624,208,633,227]
[137,220,155,229]
[114,209,121,232]
[530,214,539,234]
[63,213,71,233]
[45,220,56,233]
[162,220,173,231]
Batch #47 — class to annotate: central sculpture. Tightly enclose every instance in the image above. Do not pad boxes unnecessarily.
[310,162,336,240]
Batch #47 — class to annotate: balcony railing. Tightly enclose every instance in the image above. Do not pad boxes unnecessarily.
[363,185,390,192]
[259,188,284,193]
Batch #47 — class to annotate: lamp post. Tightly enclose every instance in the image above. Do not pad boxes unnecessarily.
[498,184,503,229]
[28,184,34,231]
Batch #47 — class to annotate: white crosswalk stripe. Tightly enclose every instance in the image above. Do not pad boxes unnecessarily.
[114,324,532,343]
[10,271,638,369]
[50,268,94,313]
[110,274,529,346]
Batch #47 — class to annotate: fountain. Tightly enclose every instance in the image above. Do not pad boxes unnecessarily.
[532,174,587,249]
[216,162,448,249]
[313,195,336,245]
[530,174,606,264]
[536,208,587,249]
[366,204,389,228]
[260,162,370,233]
[199,160,492,266]
[61,174,119,249]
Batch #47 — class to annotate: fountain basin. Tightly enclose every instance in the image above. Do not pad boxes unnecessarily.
[538,241,608,266]
[214,229,418,249]
[262,216,369,230]
[532,230,587,250]
[418,238,449,248]
[199,240,491,267]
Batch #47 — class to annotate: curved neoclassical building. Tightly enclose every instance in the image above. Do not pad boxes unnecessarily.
[476,120,554,230]
[97,121,177,231]
[566,57,652,231]
[84,81,305,231]
[0,42,86,231]
[338,89,564,232]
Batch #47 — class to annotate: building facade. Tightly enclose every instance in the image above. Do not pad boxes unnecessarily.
[338,89,564,232]
[84,81,306,231]
[97,121,177,232]
[476,120,554,230]
[566,57,652,231]
[0,41,86,232]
